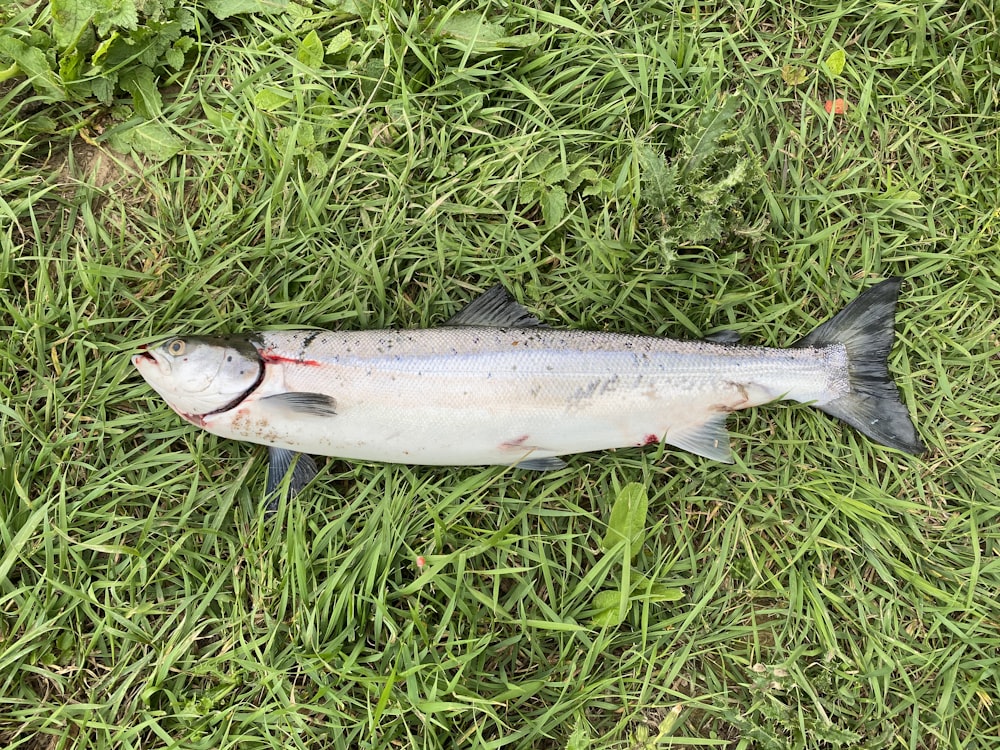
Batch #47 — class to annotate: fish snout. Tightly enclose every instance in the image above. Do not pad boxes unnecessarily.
[132,349,163,371]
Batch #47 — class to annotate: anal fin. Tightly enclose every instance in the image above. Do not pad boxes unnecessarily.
[664,415,734,463]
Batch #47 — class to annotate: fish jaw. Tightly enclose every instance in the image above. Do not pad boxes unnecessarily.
[132,350,193,419]
[133,351,211,426]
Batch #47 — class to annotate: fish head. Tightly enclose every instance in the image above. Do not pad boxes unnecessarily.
[133,335,262,417]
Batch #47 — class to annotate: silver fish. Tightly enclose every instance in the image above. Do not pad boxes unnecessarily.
[132,279,924,502]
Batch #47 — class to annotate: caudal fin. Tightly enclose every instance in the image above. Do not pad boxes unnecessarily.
[794,278,925,455]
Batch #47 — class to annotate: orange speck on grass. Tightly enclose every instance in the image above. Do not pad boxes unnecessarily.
[824,98,847,114]
[416,556,426,568]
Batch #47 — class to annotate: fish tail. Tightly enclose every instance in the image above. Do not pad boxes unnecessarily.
[794,277,925,455]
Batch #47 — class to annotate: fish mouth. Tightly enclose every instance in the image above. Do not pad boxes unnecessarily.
[132,349,159,370]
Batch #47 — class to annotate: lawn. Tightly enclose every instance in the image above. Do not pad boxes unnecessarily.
[2,0,999,748]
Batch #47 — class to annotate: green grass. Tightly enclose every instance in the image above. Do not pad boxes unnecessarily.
[2,0,999,747]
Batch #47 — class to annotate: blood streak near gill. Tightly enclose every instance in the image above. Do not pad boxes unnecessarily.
[259,351,322,367]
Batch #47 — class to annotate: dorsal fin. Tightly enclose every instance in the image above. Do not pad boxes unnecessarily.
[445,285,543,328]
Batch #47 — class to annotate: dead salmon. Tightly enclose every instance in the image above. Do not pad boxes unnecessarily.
[132,279,924,501]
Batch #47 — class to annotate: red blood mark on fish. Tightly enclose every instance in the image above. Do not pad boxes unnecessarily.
[501,434,531,449]
[642,434,659,446]
[260,351,321,366]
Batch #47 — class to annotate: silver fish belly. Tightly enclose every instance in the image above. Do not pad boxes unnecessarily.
[133,281,924,500]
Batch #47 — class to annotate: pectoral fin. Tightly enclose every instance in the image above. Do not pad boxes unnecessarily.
[259,392,337,417]
[265,447,318,511]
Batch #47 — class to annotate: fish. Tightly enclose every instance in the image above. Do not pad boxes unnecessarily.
[132,278,925,503]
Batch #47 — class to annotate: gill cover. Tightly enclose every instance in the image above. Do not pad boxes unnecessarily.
[132,335,262,417]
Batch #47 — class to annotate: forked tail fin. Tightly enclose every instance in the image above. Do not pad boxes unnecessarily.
[794,278,925,454]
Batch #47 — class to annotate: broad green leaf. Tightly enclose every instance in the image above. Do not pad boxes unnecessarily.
[541,185,567,226]
[119,64,161,117]
[296,30,324,68]
[526,149,557,173]
[590,589,626,627]
[638,146,677,212]
[295,122,316,149]
[434,12,506,49]
[110,121,183,160]
[649,587,684,603]
[544,161,571,184]
[253,87,294,111]
[601,482,648,556]
[431,11,537,52]
[566,165,598,193]
[680,93,740,177]
[781,64,807,85]
[204,0,290,19]
[888,38,909,57]
[824,49,846,77]
[94,0,138,35]
[125,122,184,160]
[50,0,98,48]
[164,46,185,70]
[326,29,353,55]
[90,75,114,104]
[632,575,685,603]
[51,0,141,42]
[518,179,543,204]
[0,35,66,100]
[336,0,370,16]
[58,46,85,87]
[306,151,329,178]
[582,177,616,198]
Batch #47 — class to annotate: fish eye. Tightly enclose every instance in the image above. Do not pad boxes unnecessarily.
[167,339,186,356]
